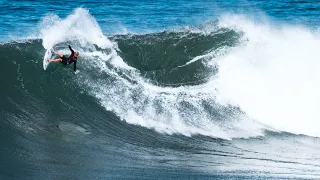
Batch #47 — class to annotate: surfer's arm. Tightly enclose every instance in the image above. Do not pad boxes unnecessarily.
[68,44,74,54]
[74,61,77,74]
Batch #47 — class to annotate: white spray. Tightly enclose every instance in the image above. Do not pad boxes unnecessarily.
[214,14,320,137]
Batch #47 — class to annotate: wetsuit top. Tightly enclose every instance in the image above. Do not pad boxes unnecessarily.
[67,45,77,72]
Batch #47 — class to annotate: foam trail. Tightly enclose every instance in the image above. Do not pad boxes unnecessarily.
[178,52,212,68]
[178,46,230,68]
[213,14,320,137]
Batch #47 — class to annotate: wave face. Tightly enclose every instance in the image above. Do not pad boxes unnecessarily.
[2,8,320,180]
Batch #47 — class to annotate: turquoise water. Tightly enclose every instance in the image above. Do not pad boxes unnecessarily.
[2,0,320,179]
[2,0,320,41]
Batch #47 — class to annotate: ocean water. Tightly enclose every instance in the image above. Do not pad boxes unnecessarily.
[1,0,320,179]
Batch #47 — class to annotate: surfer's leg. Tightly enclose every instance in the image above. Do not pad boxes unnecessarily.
[48,57,62,63]
[52,48,63,58]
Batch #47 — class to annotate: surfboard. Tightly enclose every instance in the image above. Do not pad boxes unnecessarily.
[43,48,52,70]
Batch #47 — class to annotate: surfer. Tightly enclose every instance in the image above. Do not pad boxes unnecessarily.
[47,44,79,74]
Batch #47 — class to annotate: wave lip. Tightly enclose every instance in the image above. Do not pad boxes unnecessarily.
[40,8,113,49]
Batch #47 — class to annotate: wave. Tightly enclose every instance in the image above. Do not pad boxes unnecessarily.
[2,8,320,141]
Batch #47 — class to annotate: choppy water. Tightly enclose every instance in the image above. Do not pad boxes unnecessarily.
[2,0,320,179]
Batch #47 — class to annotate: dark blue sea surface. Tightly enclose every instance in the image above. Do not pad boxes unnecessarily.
[1,0,320,41]
[1,0,320,179]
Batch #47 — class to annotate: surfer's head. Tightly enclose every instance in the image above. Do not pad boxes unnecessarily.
[75,51,79,57]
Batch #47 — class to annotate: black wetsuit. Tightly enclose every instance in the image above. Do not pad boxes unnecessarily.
[61,45,77,72]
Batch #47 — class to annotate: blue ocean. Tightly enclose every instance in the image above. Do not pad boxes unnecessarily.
[1,0,320,179]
